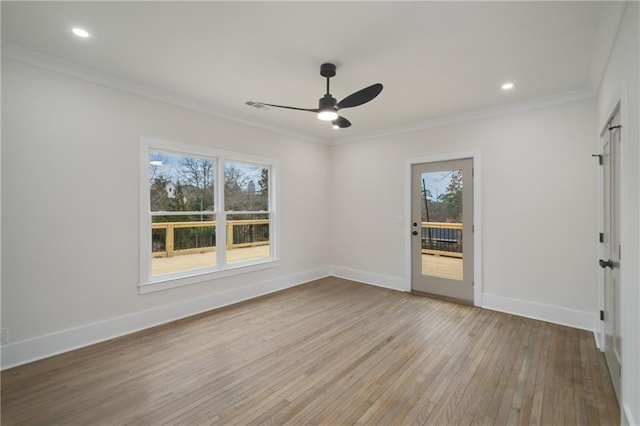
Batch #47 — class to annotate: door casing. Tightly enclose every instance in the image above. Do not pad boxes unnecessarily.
[601,108,621,399]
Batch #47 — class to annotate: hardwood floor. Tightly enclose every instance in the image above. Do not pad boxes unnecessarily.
[1,277,619,425]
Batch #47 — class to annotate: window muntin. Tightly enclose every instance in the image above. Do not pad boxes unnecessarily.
[141,139,277,291]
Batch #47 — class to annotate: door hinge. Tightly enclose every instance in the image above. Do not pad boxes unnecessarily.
[600,310,604,321]
[472,224,475,233]
[591,154,603,165]
[472,168,475,177]
[599,232,604,243]
[619,245,621,258]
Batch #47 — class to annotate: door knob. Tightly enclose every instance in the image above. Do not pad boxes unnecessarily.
[412,231,418,236]
[599,259,614,269]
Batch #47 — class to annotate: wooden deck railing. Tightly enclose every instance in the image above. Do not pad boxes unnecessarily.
[421,222,463,258]
[152,219,269,258]
[152,220,459,259]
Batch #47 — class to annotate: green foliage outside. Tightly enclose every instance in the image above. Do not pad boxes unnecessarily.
[150,153,269,252]
[422,170,463,223]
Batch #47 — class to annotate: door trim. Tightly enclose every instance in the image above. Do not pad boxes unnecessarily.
[404,150,482,306]
[597,81,628,354]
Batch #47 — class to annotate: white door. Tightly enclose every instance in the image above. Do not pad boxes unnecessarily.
[600,107,621,400]
[411,159,473,302]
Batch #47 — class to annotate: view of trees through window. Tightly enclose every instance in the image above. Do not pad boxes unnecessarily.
[420,169,464,258]
[421,169,463,223]
[148,150,270,277]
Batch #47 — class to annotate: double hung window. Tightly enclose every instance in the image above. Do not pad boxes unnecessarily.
[140,138,277,293]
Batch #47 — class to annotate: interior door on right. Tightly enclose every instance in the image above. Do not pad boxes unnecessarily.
[411,159,473,302]
[601,109,621,400]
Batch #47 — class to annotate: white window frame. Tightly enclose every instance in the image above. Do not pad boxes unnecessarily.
[139,136,279,294]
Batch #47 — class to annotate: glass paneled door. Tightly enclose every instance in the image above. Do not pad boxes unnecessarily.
[411,159,473,302]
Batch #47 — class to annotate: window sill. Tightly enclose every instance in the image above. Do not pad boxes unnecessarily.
[138,258,281,294]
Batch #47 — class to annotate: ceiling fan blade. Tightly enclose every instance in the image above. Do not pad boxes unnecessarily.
[255,102,319,113]
[332,116,352,128]
[336,83,383,109]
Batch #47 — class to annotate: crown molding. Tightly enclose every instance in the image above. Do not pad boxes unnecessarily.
[331,89,595,145]
[3,42,597,148]
[1,42,328,145]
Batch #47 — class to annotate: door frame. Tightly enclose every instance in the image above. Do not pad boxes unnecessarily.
[404,150,482,306]
[597,82,628,354]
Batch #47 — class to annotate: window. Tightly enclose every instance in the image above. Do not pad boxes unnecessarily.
[140,137,278,293]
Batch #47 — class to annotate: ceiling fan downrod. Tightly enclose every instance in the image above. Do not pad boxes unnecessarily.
[320,63,336,94]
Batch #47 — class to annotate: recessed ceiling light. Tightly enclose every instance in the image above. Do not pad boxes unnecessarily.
[501,82,514,90]
[72,27,90,38]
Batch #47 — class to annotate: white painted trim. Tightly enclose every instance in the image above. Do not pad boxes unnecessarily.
[139,260,282,294]
[472,153,482,306]
[3,268,605,370]
[334,91,595,145]
[404,151,482,306]
[594,330,603,351]
[0,267,331,370]
[596,110,610,353]
[1,43,325,146]
[139,136,280,292]
[597,82,629,406]
[330,266,406,292]
[623,403,635,426]
[618,80,632,425]
[328,271,596,333]
[482,293,597,332]
[3,43,596,149]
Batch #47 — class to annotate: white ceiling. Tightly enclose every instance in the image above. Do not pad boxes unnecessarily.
[1,1,626,143]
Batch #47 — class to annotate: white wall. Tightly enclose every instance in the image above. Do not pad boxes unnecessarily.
[597,3,639,425]
[2,14,637,422]
[330,98,599,328]
[1,59,331,368]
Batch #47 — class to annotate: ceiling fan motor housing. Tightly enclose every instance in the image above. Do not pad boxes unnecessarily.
[319,94,337,110]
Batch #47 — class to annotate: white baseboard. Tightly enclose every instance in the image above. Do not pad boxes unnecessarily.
[2,270,602,370]
[623,403,636,426]
[593,329,603,351]
[328,268,597,333]
[482,293,597,331]
[1,267,330,370]
[330,266,408,292]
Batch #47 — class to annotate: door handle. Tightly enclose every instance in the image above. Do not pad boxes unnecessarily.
[599,259,614,269]
[412,231,418,236]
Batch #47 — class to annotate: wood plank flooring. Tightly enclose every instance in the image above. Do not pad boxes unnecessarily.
[1,277,619,425]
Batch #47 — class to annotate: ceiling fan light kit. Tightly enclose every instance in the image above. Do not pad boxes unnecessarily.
[250,63,383,129]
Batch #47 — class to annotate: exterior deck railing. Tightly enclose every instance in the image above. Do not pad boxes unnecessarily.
[421,222,463,258]
[151,220,458,259]
[151,219,269,258]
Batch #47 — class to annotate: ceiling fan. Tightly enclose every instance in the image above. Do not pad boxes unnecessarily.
[247,63,383,129]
